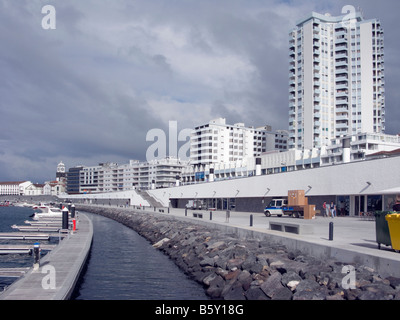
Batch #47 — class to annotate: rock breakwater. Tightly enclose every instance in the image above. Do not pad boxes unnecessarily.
[77,206,400,300]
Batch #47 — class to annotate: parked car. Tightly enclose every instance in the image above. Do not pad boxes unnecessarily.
[264,199,288,217]
[264,198,305,218]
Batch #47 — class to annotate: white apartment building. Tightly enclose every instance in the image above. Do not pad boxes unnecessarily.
[265,129,289,152]
[289,10,385,150]
[79,164,103,194]
[79,160,141,193]
[321,132,400,165]
[190,118,288,167]
[138,157,186,189]
[119,160,140,190]
[69,157,187,194]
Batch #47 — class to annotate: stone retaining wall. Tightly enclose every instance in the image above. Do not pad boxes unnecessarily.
[77,205,400,300]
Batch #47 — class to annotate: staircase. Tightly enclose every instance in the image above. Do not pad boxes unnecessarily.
[136,190,164,208]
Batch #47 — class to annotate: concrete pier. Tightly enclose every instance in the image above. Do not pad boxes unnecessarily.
[0,213,93,300]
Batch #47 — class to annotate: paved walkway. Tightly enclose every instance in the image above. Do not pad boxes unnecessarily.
[0,213,93,300]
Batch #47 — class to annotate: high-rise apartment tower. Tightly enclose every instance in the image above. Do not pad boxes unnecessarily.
[288,10,385,149]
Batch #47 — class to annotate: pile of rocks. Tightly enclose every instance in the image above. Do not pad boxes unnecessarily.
[77,206,400,300]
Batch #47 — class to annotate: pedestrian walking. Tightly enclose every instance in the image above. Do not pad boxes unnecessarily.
[330,201,336,218]
[323,201,328,217]
[393,195,400,212]
[339,201,345,216]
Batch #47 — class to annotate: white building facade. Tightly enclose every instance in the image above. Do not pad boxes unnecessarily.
[137,157,186,190]
[181,147,320,184]
[25,184,44,196]
[321,132,400,165]
[149,155,400,217]
[289,10,385,150]
[0,181,35,195]
[190,118,288,167]
[68,157,188,194]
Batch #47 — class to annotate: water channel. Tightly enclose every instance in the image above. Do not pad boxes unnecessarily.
[72,211,209,300]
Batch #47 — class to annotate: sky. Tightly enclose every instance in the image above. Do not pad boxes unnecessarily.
[0,0,399,183]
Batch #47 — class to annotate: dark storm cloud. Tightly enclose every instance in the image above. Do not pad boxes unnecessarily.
[0,0,399,182]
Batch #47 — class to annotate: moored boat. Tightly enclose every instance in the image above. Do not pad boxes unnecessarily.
[0,201,11,207]
[32,205,66,220]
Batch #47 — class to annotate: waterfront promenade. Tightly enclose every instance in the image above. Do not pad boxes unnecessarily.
[5,203,396,300]
[91,204,400,278]
[169,208,400,278]
[0,213,93,300]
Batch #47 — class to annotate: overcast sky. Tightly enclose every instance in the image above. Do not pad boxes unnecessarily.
[1,0,399,182]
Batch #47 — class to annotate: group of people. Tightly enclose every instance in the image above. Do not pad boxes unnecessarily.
[322,196,400,217]
[322,201,336,218]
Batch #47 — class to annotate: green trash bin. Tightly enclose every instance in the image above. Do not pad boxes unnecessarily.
[375,211,393,249]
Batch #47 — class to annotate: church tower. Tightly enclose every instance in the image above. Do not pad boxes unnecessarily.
[56,161,66,181]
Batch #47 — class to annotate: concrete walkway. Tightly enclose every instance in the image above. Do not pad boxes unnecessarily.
[0,213,93,300]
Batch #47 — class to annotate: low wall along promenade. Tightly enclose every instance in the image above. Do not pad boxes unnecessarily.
[77,205,400,300]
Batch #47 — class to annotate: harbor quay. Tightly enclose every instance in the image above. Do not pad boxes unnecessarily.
[0,213,93,300]
[77,204,400,300]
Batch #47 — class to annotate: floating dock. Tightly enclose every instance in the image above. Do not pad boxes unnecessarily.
[11,225,61,232]
[0,244,57,254]
[0,232,51,240]
[0,268,31,278]
[24,220,62,226]
[0,213,93,300]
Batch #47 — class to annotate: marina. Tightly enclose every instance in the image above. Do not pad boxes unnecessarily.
[0,205,93,300]
[0,0,399,305]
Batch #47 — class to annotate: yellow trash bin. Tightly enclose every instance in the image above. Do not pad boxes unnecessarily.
[385,214,400,251]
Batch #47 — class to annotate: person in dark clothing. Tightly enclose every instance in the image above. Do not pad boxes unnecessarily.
[393,195,400,212]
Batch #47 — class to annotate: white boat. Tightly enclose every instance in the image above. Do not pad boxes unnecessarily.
[14,202,36,207]
[32,205,66,220]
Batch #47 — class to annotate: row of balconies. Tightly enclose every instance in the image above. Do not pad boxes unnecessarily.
[336,104,349,112]
[336,59,348,67]
[335,36,347,45]
[191,135,213,143]
[335,75,348,82]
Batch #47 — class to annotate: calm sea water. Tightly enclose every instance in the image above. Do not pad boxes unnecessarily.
[0,206,51,291]
[72,211,209,300]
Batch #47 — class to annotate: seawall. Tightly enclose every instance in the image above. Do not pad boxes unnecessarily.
[77,205,400,300]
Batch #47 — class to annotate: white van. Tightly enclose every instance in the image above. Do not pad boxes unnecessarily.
[264,199,288,217]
